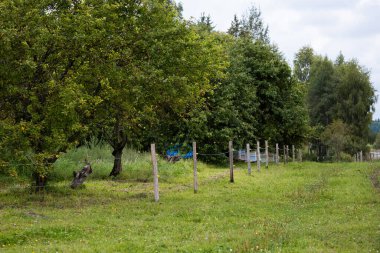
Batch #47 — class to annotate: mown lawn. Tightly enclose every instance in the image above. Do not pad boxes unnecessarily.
[0,160,379,252]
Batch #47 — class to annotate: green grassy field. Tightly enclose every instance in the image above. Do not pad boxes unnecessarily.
[0,148,379,252]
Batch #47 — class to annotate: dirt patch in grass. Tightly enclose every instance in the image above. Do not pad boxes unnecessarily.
[370,168,380,191]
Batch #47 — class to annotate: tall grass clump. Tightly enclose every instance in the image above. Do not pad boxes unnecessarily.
[51,142,194,182]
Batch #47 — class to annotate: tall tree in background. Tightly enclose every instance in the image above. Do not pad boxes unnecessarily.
[198,36,309,161]
[334,59,376,150]
[295,46,377,155]
[293,46,314,83]
[197,13,215,33]
[320,120,350,160]
[308,56,337,127]
[227,15,241,38]
[227,5,270,43]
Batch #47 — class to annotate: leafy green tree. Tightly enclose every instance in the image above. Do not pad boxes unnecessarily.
[79,0,227,176]
[197,36,309,161]
[298,47,376,155]
[293,46,314,83]
[321,120,350,160]
[334,60,376,146]
[308,56,337,126]
[0,0,98,188]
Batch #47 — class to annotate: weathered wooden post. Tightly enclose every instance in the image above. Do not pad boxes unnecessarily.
[283,145,286,164]
[229,141,234,183]
[298,149,303,162]
[287,145,290,163]
[247,143,251,175]
[257,140,261,172]
[151,144,159,202]
[276,143,279,164]
[360,151,363,162]
[193,142,198,193]
[265,140,269,168]
[292,145,295,162]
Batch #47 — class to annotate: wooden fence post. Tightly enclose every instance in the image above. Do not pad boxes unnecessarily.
[298,149,303,162]
[292,145,295,162]
[283,145,286,164]
[229,141,234,183]
[257,140,261,172]
[360,151,363,162]
[276,143,279,164]
[247,143,251,175]
[265,140,269,169]
[193,142,198,193]
[151,144,159,202]
[287,145,290,163]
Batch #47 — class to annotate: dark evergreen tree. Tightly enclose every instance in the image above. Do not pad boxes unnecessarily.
[227,15,241,38]
[227,5,270,43]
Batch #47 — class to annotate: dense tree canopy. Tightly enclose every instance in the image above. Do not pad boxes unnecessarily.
[1,0,377,187]
[294,47,377,157]
[0,0,98,187]
[0,0,227,181]
[196,33,309,161]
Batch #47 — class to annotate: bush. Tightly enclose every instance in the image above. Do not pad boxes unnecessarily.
[338,152,354,162]
[302,153,318,162]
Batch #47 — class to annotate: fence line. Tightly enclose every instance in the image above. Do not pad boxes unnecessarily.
[1,139,369,202]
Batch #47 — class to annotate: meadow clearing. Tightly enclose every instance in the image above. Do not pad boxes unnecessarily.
[0,146,379,252]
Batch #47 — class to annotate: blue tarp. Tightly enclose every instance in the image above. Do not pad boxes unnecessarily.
[166,144,193,159]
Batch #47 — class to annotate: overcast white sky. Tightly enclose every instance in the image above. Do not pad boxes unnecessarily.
[179,0,380,119]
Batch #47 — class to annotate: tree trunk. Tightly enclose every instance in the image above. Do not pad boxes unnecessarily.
[33,173,47,193]
[109,148,123,177]
[71,164,92,188]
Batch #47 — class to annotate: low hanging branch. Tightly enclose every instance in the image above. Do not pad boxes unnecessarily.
[71,164,92,189]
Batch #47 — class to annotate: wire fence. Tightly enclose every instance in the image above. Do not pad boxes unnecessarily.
[1,140,373,195]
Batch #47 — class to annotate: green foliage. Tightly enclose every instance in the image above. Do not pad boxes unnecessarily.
[308,56,337,126]
[339,152,354,162]
[74,0,228,175]
[297,47,377,155]
[293,46,314,83]
[373,132,380,149]
[51,144,196,183]
[0,0,96,179]
[321,120,350,160]
[334,60,376,142]
[227,5,270,43]
[196,37,309,161]
[0,0,227,179]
